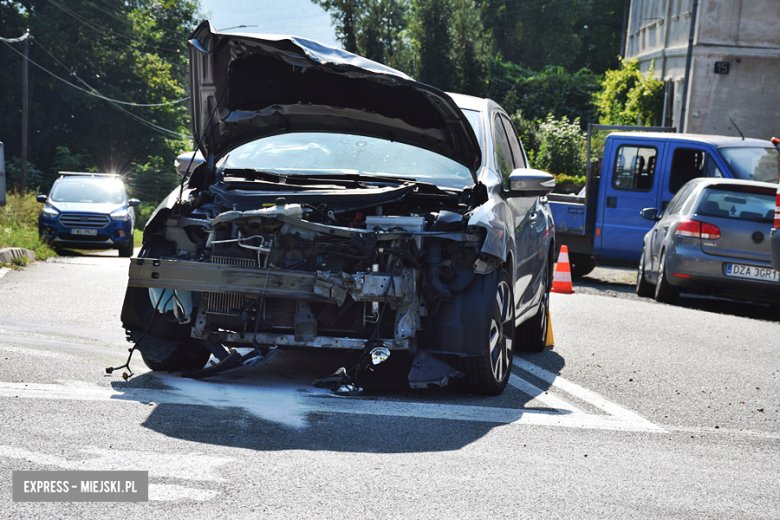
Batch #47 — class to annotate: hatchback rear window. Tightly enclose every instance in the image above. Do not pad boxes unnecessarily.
[696,186,775,222]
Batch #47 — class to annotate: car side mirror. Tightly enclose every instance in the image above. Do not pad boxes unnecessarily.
[175,150,205,177]
[36,195,47,203]
[128,198,140,207]
[507,168,556,197]
[640,207,660,221]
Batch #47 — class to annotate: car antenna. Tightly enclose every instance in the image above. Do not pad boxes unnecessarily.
[728,117,745,140]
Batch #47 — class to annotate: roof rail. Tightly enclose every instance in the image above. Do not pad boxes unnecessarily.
[58,171,120,178]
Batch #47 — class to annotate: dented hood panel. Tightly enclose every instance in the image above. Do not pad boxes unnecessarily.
[187,21,481,178]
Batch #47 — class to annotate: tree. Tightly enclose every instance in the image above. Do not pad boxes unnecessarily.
[450,0,492,96]
[0,0,198,191]
[482,0,623,75]
[315,0,362,53]
[409,0,454,89]
[594,58,664,126]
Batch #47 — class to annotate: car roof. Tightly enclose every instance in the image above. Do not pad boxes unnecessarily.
[687,177,779,190]
[608,132,773,148]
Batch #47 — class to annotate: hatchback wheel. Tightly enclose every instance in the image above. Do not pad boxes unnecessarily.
[636,247,654,297]
[654,250,679,304]
[461,268,514,395]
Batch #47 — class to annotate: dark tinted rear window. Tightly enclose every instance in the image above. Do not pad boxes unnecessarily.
[697,186,775,222]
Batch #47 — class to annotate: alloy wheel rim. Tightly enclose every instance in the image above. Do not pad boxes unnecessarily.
[490,280,512,382]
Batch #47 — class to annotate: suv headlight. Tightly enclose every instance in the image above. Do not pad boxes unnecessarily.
[42,206,59,219]
[110,209,129,221]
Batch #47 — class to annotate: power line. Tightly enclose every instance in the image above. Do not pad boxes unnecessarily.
[1,39,190,139]
[33,38,190,107]
[48,0,188,70]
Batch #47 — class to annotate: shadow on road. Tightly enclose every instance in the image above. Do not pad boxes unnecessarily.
[109,347,567,453]
[579,269,779,323]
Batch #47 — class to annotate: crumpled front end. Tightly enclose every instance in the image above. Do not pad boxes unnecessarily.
[121,186,498,383]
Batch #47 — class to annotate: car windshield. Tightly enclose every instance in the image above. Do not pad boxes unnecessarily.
[697,186,776,222]
[223,132,475,189]
[718,147,780,183]
[50,179,125,204]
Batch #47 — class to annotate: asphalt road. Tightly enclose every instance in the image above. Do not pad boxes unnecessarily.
[0,252,778,519]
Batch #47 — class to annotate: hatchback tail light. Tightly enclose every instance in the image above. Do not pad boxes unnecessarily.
[674,219,721,240]
[775,192,780,228]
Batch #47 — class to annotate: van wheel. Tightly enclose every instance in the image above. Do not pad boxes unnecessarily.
[570,253,596,279]
[654,250,679,304]
[636,247,654,297]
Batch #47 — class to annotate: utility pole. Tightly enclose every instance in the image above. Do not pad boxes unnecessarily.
[20,28,30,193]
[679,1,699,134]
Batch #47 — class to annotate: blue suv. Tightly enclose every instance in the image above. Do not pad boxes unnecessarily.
[37,172,139,257]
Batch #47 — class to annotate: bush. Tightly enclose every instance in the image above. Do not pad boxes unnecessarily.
[135,200,159,230]
[0,192,57,260]
[533,114,587,177]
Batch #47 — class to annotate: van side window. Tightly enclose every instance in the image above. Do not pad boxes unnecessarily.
[612,145,657,192]
[669,148,707,194]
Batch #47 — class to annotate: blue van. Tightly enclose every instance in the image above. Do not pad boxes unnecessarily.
[549,131,780,277]
[37,172,139,257]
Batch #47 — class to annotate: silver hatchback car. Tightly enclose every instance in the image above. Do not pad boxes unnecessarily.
[636,178,780,305]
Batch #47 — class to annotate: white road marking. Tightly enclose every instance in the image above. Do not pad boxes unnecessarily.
[0,360,665,433]
[0,445,227,502]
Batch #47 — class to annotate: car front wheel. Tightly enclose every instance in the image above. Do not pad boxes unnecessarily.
[460,268,514,395]
[118,235,134,258]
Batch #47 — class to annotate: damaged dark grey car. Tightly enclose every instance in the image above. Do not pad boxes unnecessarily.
[119,22,555,395]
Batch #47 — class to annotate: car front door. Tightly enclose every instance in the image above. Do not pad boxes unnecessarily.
[599,142,664,263]
[492,111,537,315]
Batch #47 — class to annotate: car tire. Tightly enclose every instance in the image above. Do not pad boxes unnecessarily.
[460,268,514,396]
[140,344,211,373]
[118,235,134,258]
[636,247,654,297]
[570,253,596,280]
[516,260,551,353]
[654,249,679,304]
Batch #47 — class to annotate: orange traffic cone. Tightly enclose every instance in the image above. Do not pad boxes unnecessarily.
[551,245,574,294]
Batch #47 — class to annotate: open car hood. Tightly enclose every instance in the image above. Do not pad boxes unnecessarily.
[187,21,481,179]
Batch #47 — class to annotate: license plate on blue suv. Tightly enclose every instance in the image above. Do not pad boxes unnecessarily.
[71,228,97,236]
[725,263,779,282]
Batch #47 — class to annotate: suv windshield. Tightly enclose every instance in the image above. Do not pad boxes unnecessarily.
[223,132,474,189]
[50,179,125,204]
[719,147,780,183]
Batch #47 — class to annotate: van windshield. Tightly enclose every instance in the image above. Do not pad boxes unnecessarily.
[719,147,780,183]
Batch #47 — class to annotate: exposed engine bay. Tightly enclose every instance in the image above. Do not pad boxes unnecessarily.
[121,171,498,385]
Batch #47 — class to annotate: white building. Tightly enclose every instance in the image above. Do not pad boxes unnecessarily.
[624,0,780,139]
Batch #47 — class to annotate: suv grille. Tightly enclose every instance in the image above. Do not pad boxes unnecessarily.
[59,214,110,227]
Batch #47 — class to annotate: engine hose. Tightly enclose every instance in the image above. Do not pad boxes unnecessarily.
[424,239,453,300]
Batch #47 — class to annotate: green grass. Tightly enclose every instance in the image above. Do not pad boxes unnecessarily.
[0,192,57,260]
